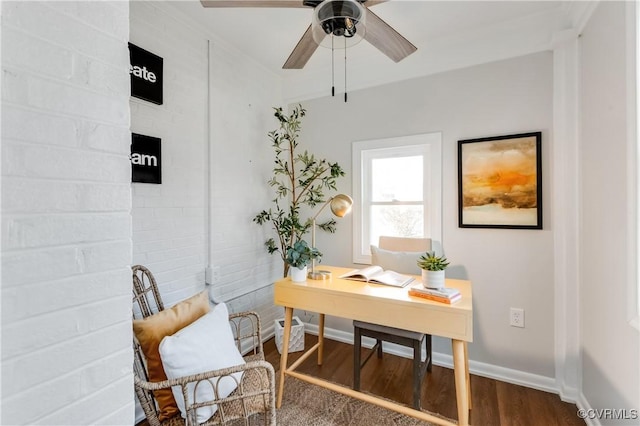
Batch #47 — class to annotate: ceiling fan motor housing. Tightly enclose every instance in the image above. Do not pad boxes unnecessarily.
[302,0,367,7]
[311,0,366,44]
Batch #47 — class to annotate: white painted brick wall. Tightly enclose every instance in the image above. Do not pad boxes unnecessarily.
[206,19,286,332]
[206,35,287,335]
[1,1,132,425]
[129,2,285,421]
[130,2,283,319]
[130,0,208,306]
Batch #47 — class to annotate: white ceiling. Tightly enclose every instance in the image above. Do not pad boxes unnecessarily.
[170,1,578,101]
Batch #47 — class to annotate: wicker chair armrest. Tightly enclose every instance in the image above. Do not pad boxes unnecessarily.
[135,360,275,426]
[133,359,274,391]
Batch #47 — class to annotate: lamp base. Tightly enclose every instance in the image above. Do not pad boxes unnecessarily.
[308,270,332,280]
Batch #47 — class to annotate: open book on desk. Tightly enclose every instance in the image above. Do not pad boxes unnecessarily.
[339,265,414,288]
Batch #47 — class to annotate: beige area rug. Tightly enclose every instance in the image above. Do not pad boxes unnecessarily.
[272,377,448,426]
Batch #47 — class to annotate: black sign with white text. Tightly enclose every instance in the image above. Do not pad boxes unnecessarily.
[131,133,162,184]
[129,43,163,105]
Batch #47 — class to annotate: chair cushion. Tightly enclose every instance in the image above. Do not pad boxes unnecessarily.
[353,320,425,341]
[370,245,423,275]
[132,290,210,421]
[159,302,246,423]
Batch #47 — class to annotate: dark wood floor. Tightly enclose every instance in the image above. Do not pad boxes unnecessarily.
[265,334,585,426]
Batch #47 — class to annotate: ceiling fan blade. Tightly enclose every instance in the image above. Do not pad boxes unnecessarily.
[200,0,307,8]
[363,9,417,62]
[283,25,323,69]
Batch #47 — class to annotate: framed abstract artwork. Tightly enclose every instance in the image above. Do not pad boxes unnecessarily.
[458,132,542,229]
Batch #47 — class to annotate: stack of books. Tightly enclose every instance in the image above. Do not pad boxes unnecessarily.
[408,285,461,304]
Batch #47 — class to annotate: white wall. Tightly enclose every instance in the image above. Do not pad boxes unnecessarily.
[580,1,640,421]
[1,1,133,424]
[207,26,285,321]
[129,0,283,320]
[129,1,285,421]
[297,52,556,379]
[130,1,209,306]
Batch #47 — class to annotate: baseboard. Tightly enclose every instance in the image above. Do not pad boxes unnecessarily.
[303,322,564,400]
[576,392,601,426]
[435,352,559,396]
[557,382,580,404]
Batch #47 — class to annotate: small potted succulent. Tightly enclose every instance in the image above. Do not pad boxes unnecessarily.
[285,240,322,282]
[417,251,450,289]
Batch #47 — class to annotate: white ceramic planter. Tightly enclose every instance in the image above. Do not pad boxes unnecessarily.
[422,270,445,289]
[290,266,308,282]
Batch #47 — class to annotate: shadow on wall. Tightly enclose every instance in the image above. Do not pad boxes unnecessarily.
[436,241,468,280]
[446,265,469,280]
[445,265,469,280]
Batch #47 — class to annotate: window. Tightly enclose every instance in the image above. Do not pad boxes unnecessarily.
[352,133,442,264]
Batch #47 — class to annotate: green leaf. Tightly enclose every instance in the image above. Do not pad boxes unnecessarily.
[254,104,345,274]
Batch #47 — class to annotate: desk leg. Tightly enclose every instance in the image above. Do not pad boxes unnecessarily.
[277,307,293,409]
[465,341,471,410]
[452,339,470,426]
[318,313,325,365]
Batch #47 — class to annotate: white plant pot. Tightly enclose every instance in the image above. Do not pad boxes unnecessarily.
[422,270,445,289]
[274,316,305,353]
[290,266,308,282]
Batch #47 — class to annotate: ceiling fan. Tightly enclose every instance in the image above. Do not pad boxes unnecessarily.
[200,0,417,69]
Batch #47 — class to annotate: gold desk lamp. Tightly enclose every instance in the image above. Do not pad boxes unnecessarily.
[308,194,353,280]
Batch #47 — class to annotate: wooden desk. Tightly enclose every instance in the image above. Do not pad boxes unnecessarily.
[274,265,473,426]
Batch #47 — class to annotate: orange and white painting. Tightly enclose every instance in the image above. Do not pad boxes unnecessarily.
[458,132,542,229]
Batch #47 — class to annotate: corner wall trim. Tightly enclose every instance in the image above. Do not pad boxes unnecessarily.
[551,29,581,403]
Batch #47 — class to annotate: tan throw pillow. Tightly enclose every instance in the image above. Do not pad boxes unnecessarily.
[133,290,210,421]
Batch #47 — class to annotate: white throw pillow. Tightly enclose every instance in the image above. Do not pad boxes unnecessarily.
[159,302,245,423]
[370,245,423,275]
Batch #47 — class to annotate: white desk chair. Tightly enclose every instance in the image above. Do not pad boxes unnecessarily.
[353,236,433,410]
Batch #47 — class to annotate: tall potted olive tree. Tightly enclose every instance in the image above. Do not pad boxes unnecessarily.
[254,105,345,277]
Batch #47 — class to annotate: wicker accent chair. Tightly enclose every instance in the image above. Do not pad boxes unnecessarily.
[132,265,276,426]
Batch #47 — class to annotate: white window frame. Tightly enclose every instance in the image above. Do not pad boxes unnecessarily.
[352,133,442,264]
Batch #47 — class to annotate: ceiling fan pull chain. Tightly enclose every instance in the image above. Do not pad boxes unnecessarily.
[331,36,335,97]
[344,36,348,103]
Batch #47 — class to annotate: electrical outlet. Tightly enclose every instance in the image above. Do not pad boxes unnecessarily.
[510,308,525,328]
[205,266,221,285]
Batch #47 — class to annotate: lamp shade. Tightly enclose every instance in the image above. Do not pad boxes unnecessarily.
[311,0,366,49]
[329,194,353,218]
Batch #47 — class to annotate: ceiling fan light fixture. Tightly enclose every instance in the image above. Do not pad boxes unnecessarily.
[311,0,366,49]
